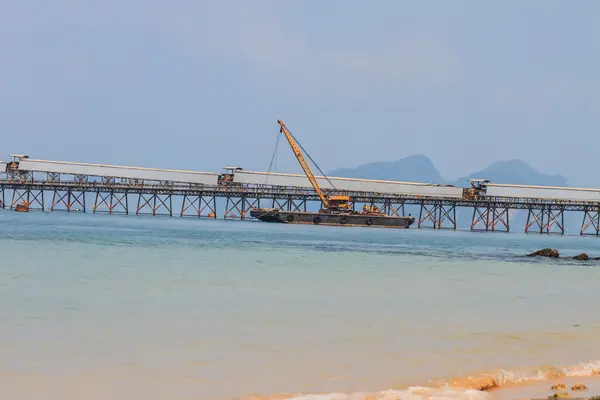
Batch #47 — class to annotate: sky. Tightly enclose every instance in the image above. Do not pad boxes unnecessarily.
[1,1,599,186]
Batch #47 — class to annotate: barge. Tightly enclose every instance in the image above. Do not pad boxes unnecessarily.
[250,207,415,228]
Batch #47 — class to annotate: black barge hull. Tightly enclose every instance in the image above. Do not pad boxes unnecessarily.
[250,209,415,229]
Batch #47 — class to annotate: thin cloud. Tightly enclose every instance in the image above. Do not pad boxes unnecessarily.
[149,3,463,93]
[491,75,600,114]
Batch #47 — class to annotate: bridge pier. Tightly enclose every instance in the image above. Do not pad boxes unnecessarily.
[93,191,129,215]
[289,198,307,212]
[51,189,86,212]
[180,194,217,218]
[580,206,600,236]
[471,203,510,232]
[136,193,173,216]
[224,196,259,220]
[418,201,456,229]
[383,200,405,217]
[525,206,564,235]
[269,197,309,213]
[11,188,45,210]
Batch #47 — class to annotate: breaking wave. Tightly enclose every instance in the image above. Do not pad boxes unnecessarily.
[245,360,600,400]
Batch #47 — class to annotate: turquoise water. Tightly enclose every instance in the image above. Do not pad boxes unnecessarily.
[1,211,600,400]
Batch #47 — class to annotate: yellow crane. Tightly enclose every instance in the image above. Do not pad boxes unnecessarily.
[277,119,350,212]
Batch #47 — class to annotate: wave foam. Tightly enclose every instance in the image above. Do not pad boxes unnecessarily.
[246,360,600,400]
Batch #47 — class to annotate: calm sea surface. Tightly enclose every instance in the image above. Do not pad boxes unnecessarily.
[1,211,599,400]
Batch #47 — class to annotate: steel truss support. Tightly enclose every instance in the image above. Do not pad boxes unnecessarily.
[225,196,262,220]
[288,198,307,212]
[47,172,60,183]
[51,190,86,212]
[470,204,510,232]
[580,207,600,236]
[383,199,405,217]
[74,174,89,185]
[136,193,173,216]
[11,188,45,210]
[270,197,308,212]
[271,197,289,211]
[525,206,564,235]
[8,170,32,183]
[418,202,456,229]
[180,194,217,218]
[93,191,129,214]
[362,200,406,217]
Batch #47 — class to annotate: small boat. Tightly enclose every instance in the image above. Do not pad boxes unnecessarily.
[14,201,30,212]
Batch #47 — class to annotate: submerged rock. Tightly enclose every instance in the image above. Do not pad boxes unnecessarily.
[527,248,560,258]
[571,383,588,391]
[572,253,589,261]
[547,393,571,400]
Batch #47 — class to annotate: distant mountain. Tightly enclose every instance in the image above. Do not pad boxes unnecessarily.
[329,156,568,188]
[450,159,568,187]
[329,154,446,183]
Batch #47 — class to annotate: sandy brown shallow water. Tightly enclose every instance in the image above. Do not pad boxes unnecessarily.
[2,213,600,400]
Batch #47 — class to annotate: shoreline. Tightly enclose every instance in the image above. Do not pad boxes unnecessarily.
[244,361,600,400]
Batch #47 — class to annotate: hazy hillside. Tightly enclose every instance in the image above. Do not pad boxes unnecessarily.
[327,155,578,232]
[329,155,568,188]
[450,159,568,187]
[329,154,445,183]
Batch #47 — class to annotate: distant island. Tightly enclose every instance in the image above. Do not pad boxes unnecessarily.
[328,154,568,188]
[328,155,575,231]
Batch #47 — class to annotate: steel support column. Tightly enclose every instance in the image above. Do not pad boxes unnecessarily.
[136,193,173,216]
[288,199,306,212]
[419,202,456,229]
[525,206,564,235]
[418,202,438,229]
[471,204,490,231]
[581,207,600,236]
[271,197,291,211]
[471,204,510,232]
[437,204,457,229]
[180,194,217,218]
[93,191,128,214]
[224,196,254,220]
[11,188,44,210]
[51,190,86,212]
[383,199,405,217]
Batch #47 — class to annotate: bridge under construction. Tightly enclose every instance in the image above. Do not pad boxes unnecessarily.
[2,154,600,236]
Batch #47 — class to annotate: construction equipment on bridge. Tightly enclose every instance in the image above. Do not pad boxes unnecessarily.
[464,179,490,200]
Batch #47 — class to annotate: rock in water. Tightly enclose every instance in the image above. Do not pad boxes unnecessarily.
[527,248,559,258]
[572,253,589,261]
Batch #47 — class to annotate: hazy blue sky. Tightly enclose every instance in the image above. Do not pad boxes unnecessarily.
[1,1,599,185]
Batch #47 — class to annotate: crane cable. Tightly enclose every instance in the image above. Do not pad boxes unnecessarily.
[257,128,283,213]
[286,126,337,191]
[267,128,282,174]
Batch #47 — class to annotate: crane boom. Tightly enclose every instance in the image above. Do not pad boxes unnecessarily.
[277,119,329,208]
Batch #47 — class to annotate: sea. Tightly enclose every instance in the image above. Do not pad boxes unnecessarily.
[1,210,599,400]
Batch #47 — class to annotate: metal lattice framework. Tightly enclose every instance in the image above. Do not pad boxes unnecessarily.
[2,171,600,235]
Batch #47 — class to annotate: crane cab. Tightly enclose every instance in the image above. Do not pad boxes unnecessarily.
[326,195,351,212]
